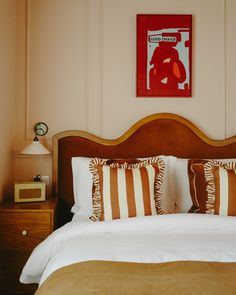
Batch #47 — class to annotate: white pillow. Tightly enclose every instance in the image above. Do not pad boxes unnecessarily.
[71,157,93,214]
[174,158,192,213]
[71,155,177,215]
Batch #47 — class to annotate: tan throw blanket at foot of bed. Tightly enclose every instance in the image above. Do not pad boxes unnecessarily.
[35,260,236,295]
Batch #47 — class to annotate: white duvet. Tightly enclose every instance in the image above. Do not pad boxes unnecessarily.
[20,213,236,285]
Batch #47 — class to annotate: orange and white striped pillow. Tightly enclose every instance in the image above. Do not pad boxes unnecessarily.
[89,157,165,221]
[205,160,236,216]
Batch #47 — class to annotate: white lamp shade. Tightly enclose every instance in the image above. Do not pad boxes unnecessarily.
[21,140,50,155]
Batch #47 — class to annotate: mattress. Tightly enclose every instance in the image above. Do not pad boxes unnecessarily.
[20,213,236,285]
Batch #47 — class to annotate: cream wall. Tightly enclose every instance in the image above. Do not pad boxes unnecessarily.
[12,0,236,195]
[0,0,16,202]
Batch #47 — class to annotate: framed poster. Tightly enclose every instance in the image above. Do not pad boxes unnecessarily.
[136,14,192,97]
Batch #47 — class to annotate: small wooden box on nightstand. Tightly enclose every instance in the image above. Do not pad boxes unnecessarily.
[0,197,58,295]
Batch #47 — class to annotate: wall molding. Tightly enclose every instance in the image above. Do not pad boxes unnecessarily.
[25,0,30,140]
[25,0,102,139]
[87,0,104,136]
[12,153,52,159]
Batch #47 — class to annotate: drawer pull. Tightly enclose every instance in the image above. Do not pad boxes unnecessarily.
[21,230,28,236]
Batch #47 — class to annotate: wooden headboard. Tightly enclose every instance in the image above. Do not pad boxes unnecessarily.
[52,113,236,225]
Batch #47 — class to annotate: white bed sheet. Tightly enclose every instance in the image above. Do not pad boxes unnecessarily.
[20,213,236,285]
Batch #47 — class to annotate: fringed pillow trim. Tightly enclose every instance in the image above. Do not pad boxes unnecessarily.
[204,160,235,215]
[89,158,105,221]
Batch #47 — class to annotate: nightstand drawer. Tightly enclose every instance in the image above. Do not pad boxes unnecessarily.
[0,212,51,250]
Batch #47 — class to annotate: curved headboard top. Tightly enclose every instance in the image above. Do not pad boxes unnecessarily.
[52,113,236,220]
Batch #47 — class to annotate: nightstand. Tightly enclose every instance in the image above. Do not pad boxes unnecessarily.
[0,197,58,295]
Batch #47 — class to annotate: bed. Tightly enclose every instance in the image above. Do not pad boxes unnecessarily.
[20,113,236,294]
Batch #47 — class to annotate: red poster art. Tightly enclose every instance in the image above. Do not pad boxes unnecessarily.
[136,14,192,97]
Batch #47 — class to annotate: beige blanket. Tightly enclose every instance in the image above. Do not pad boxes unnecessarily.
[35,260,236,295]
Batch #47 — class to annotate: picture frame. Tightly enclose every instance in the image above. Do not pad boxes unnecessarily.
[136,14,192,97]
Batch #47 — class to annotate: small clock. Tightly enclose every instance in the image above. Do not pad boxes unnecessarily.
[34,122,49,136]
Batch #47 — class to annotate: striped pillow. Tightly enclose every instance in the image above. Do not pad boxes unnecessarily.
[89,157,165,221]
[205,160,236,216]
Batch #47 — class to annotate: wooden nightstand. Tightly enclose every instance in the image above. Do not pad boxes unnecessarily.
[0,197,58,295]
